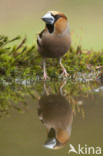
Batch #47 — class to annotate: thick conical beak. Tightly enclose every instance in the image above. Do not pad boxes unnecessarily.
[44,138,63,150]
[44,138,56,149]
[42,12,54,24]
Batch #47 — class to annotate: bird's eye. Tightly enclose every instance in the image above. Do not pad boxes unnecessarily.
[54,15,61,21]
[51,13,61,22]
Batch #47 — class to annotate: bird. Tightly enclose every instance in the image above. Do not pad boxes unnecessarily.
[37,82,73,149]
[38,94,73,149]
[37,11,71,80]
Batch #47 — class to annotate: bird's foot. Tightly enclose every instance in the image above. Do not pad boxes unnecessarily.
[59,58,69,78]
[60,68,69,78]
[43,72,50,80]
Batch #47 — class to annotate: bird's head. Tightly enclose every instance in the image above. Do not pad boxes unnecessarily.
[41,11,69,33]
[44,128,71,150]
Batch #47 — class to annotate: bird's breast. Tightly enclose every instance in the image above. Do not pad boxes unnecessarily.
[39,33,71,58]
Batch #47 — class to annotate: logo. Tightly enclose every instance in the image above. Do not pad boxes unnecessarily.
[68,144,102,155]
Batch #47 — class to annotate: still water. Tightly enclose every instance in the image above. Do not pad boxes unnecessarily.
[0,80,103,156]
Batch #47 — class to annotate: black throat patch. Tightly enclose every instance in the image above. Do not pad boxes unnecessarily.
[46,15,61,33]
[46,24,54,33]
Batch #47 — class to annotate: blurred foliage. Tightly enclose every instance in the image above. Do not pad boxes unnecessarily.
[0,35,103,81]
[0,80,102,118]
[0,82,29,118]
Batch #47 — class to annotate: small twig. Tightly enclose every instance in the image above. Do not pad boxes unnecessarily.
[15,37,27,52]
[0,36,21,48]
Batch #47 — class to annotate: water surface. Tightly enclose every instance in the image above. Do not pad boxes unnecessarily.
[0,80,103,156]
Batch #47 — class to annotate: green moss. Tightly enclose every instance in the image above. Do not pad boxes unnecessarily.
[0,35,103,80]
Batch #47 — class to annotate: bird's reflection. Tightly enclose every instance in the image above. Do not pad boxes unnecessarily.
[37,81,73,149]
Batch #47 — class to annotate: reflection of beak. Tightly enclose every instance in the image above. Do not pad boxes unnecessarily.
[44,138,56,149]
[44,138,64,150]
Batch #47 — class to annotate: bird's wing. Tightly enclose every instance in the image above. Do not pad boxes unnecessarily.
[37,29,45,48]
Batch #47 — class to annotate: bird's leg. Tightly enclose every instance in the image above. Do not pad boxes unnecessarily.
[43,82,50,95]
[59,58,69,77]
[59,80,67,95]
[43,58,49,80]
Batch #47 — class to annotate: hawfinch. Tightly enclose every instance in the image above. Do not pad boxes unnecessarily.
[37,11,71,80]
[38,82,73,149]
[38,94,73,149]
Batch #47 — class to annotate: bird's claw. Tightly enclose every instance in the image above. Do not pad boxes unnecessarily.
[60,69,69,78]
[43,73,50,80]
